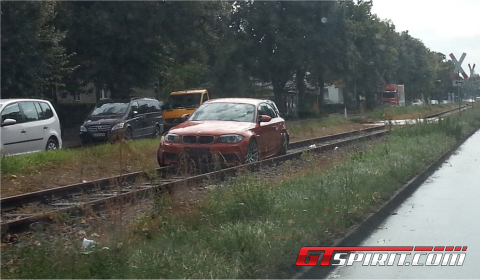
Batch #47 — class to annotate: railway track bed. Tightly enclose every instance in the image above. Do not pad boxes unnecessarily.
[1,105,471,237]
[2,126,388,235]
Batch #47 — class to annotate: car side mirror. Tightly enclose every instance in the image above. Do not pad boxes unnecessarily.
[1,119,17,127]
[181,114,191,121]
[259,115,272,123]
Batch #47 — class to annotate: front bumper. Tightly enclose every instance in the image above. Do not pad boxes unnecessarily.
[79,129,125,143]
[157,141,248,167]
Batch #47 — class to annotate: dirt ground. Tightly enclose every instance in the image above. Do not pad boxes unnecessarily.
[1,122,370,198]
[1,135,386,253]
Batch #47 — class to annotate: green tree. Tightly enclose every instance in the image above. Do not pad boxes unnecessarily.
[1,1,76,100]
[57,1,227,100]
[231,1,303,112]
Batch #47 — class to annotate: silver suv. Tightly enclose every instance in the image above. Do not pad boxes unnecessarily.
[1,99,62,156]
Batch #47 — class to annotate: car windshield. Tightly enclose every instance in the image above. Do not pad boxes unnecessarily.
[166,94,202,109]
[91,102,129,116]
[382,92,397,98]
[189,103,255,122]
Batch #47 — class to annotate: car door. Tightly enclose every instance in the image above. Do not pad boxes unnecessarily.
[136,100,150,136]
[35,101,61,150]
[149,100,163,134]
[1,102,28,155]
[257,103,279,156]
[127,101,141,138]
[18,101,45,152]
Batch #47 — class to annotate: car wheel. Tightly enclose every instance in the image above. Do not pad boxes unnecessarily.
[152,125,161,138]
[279,133,288,155]
[157,154,164,167]
[244,139,259,164]
[125,127,133,140]
[157,149,168,167]
[45,138,59,151]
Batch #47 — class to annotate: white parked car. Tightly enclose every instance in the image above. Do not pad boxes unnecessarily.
[1,99,62,156]
[411,99,423,106]
[430,100,439,105]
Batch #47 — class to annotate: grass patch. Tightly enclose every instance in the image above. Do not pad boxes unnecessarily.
[4,107,480,278]
[287,118,364,142]
[367,104,461,120]
[1,139,155,176]
[1,118,366,197]
[1,138,161,197]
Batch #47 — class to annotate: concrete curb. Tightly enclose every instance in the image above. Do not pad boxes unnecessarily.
[292,126,480,279]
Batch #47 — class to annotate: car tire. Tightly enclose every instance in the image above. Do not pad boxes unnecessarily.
[279,133,288,155]
[45,138,59,151]
[152,125,161,138]
[125,127,133,140]
[157,154,164,167]
[157,150,168,167]
[244,139,259,164]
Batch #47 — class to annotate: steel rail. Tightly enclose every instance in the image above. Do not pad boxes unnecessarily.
[425,104,471,119]
[1,126,388,233]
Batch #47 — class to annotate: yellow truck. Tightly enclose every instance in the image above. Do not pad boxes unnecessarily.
[162,89,209,130]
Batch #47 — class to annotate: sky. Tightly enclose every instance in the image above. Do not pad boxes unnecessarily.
[370,0,480,78]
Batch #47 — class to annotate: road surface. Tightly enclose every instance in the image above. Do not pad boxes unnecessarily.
[325,129,480,279]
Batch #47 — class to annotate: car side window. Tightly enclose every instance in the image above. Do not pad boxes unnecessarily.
[258,103,276,118]
[20,102,39,122]
[39,102,54,119]
[130,101,139,115]
[267,101,280,116]
[34,102,46,120]
[265,103,277,118]
[1,103,23,123]
[149,100,161,112]
[137,100,150,114]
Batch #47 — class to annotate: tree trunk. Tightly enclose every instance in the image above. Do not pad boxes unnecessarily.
[272,78,286,113]
[51,83,58,104]
[366,86,376,110]
[317,74,325,109]
[296,69,307,113]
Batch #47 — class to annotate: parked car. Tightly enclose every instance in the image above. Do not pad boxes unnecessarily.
[430,100,439,105]
[441,100,450,104]
[1,99,62,156]
[79,97,163,145]
[157,98,289,167]
[411,99,423,106]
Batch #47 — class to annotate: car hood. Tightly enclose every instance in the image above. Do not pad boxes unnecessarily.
[169,121,256,135]
[83,116,121,126]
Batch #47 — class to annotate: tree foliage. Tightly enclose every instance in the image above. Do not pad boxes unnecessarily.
[1,1,77,99]
[1,0,459,112]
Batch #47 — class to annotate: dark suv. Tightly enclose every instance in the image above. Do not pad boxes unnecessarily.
[79,98,163,145]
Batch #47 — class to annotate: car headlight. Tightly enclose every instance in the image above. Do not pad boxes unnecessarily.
[111,123,125,130]
[218,134,244,143]
[165,133,181,143]
[80,125,87,132]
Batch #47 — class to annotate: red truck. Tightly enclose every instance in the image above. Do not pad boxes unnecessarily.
[377,84,406,106]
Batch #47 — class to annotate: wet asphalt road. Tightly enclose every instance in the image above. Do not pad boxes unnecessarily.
[324,129,480,279]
